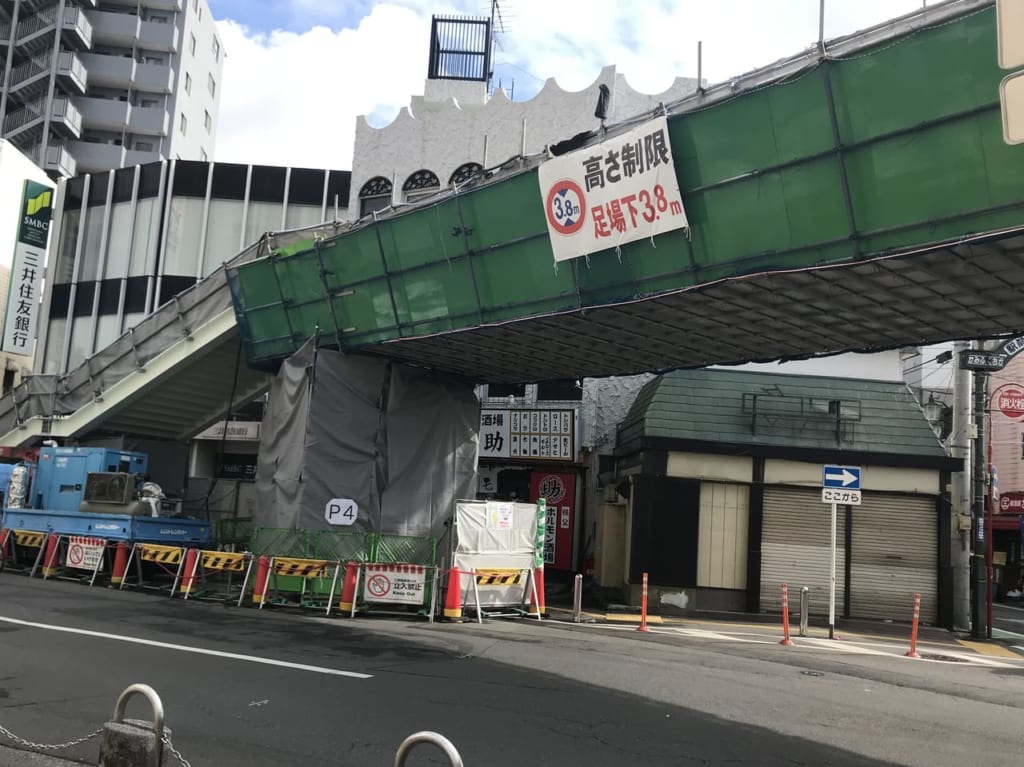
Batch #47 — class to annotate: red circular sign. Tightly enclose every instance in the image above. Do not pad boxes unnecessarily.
[537,475,566,505]
[994,384,1024,419]
[545,179,586,235]
[367,574,390,598]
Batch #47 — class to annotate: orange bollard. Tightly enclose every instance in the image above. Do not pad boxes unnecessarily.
[443,566,463,620]
[338,561,359,614]
[179,548,198,596]
[41,533,60,578]
[110,541,129,586]
[780,582,794,646]
[251,554,270,606]
[637,572,651,633]
[905,593,921,659]
[530,566,546,618]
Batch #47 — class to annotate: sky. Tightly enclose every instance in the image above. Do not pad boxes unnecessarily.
[207,0,938,171]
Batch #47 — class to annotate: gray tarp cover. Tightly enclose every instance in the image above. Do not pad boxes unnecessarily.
[255,343,478,541]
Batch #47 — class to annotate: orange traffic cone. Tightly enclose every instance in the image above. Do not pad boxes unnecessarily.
[338,561,359,614]
[443,566,463,620]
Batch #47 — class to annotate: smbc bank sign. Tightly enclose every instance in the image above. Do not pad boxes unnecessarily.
[1,180,53,356]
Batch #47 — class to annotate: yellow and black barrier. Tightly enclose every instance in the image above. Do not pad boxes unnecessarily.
[271,556,332,579]
[119,543,186,595]
[0,528,48,575]
[474,569,525,587]
[181,550,252,602]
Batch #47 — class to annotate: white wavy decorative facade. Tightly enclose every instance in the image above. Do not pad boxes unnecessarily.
[349,66,699,214]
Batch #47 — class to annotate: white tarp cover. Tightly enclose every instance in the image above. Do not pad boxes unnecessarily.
[254,343,479,541]
[454,500,538,607]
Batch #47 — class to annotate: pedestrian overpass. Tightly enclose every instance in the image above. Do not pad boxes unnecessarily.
[0,0,1020,446]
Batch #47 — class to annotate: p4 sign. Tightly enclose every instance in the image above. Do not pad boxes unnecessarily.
[325,498,359,526]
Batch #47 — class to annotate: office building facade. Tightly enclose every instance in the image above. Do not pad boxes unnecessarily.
[0,0,223,179]
[37,158,351,375]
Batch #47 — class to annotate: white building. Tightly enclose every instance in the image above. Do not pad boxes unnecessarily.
[0,0,224,178]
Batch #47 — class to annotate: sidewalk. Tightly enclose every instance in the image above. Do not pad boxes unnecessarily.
[0,744,84,766]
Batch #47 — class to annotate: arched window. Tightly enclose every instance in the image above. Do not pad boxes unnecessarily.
[449,162,484,187]
[358,176,392,217]
[401,170,440,202]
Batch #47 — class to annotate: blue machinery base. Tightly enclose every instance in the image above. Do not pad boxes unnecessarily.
[1,508,211,545]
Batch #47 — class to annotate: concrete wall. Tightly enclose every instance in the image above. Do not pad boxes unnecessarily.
[350,65,698,212]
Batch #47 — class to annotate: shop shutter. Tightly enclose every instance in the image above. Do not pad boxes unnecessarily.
[850,493,937,624]
[761,486,845,616]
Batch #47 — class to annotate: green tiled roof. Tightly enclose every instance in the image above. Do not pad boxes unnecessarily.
[617,368,946,458]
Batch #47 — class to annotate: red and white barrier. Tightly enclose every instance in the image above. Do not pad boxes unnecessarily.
[905,593,921,659]
[780,583,794,646]
[637,572,651,633]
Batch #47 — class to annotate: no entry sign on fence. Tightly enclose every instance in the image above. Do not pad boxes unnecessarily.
[363,565,426,605]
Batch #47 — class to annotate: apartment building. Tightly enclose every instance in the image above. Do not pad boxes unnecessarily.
[0,0,223,178]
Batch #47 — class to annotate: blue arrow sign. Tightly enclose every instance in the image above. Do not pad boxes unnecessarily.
[823,465,861,490]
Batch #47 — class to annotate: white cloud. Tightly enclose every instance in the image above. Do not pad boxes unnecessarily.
[213,0,941,170]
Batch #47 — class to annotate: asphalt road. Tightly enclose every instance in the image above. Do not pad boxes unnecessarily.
[1,574,1023,766]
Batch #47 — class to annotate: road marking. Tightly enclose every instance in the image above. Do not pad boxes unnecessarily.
[606,614,663,624]
[957,639,1022,658]
[0,615,372,679]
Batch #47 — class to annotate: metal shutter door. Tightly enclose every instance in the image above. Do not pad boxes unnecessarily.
[850,494,937,623]
[760,487,846,616]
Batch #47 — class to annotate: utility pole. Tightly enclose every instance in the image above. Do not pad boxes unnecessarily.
[951,341,972,631]
[971,367,989,639]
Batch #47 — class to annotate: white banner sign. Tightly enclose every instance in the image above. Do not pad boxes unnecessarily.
[2,180,53,356]
[66,536,104,571]
[537,115,687,263]
[325,498,358,526]
[363,564,426,605]
[479,409,574,460]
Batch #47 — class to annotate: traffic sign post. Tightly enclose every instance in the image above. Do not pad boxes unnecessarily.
[821,465,861,640]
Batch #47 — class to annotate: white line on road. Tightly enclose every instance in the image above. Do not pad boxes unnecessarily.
[0,615,373,679]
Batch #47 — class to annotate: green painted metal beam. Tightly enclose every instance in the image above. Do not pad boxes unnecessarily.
[229,3,1021,368]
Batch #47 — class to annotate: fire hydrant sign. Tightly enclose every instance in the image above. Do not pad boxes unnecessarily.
[363,565,426,605]
[538,115,687,263]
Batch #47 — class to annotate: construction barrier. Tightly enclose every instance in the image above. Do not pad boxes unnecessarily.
[59,535,107,586]
[463,568,541,623]
[0,528,46,575]
[213,516,253,550]
[333,562,438,622]
[119,543,187,595]
[238,555,341,612]
[175,549,252,601]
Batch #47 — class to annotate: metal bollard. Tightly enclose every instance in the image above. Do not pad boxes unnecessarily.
[394,731,464,767]
[572,573,583,623]
[799,587,810,637]
[97,683,168,767]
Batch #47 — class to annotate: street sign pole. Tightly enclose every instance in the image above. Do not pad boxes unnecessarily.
[821,464,861,640]
[829,501,837,640]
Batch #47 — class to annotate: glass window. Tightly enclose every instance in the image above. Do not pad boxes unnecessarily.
[212,37,220,60]
[402,169,440,202]
[450,162,484,186]
[104,202,133,279]
[130,198,160,277]
[41,318,67,375]
[244,200,283,247]
[358,176,392,217]
[95,314,121,351]
[184,72,192,95]
[207,74,216,97]
[54,209,81,283]
[164,196,204,276]
[204,110,212,132]
[179,113,187,134]
[67,316,93,370]
[285,203,325,230]
[79,206,106,282]
[189,33,196,55]
[203,199,244,274]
